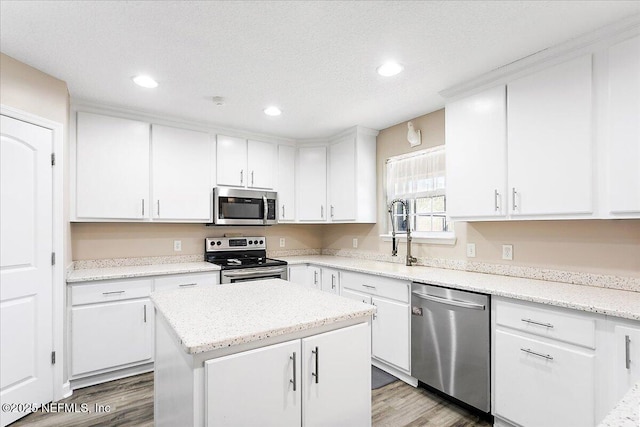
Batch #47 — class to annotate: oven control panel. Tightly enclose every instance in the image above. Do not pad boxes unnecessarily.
[206,237,266,251]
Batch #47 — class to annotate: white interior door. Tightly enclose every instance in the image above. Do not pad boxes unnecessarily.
[0,115,53,426]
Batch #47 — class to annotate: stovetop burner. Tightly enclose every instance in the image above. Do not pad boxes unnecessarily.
[204,237,287,270]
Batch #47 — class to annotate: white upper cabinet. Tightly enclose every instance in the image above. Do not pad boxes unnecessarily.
[75,112,150,220]
[446,85,507,219]
[297,145,327,221]
[325,127,377,223]
[247,140,276,189]
[216,134,247,187]
[151,125,212,222]
[606,35,640,216]
[507,54,593,217]
[216,135,276,189]
[277,145,296,221]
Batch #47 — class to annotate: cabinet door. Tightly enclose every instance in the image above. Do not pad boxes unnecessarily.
[341,288,372,305]
[309,266,322,290]
[71,299,153,377]
[494,329,595,427]
[507,55,593,216]
[607,35,640,215]
[445,85,507,218]
[248,140,276,189]
[288,265,310,287]
[371,297,410,371]
[614,325,640,400]
[302,323,371,427]
[297,146,327,221]
[76,112,150,219]
[328,137,356,221]
[277,145,296,221]
[152,125,212,221]
[205,340,301,427]
[320,268,339,294]
[216,135,246,187]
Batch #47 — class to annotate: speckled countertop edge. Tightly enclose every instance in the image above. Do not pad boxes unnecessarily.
[151,279,375,354]
[283,255,640,321]
[67,262,220,282]
[598,383,640,427]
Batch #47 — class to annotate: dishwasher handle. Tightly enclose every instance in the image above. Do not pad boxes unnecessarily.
[412,291,485,310]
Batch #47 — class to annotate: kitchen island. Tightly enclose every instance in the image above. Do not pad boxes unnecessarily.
[151,278,375,426]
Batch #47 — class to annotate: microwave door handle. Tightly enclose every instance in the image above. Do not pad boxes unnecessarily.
[263,195,268,224]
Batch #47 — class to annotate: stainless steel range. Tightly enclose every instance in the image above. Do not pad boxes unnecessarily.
[205,237,288,284]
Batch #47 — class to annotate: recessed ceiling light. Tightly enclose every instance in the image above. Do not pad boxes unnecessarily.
[376,61,404,77]
[264,106,282,116]
[132,75,158,88]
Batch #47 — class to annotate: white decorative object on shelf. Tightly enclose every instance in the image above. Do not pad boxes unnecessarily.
[407,121,421,147]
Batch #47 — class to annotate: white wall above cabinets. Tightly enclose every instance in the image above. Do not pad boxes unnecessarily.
[216,135,276,189]
[444,27,640,221]
[73,110,213,222]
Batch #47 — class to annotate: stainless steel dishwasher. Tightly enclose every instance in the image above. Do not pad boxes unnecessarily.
[411,282,490,413]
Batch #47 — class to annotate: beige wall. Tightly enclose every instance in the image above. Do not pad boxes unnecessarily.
[71,223,324,260]
[0,53,71,262]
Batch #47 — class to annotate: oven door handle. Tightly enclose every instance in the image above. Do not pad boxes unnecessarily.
[223,267,287,277]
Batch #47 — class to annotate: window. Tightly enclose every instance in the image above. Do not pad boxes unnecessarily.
[385,146,454,240]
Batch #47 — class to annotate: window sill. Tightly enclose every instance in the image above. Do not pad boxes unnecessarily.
[379,232,457,246]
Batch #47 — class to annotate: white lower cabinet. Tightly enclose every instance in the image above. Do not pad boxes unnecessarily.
[493,297,597,427]
[494,329,595,427]
[612,323,640,404]
[70,278,154,378]
[205,323,370,427]
[320,268,340,294]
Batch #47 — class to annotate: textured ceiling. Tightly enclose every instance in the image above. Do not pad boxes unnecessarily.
[1,1,639,139]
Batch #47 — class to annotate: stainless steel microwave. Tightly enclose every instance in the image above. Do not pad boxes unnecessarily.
[211,187,278,225]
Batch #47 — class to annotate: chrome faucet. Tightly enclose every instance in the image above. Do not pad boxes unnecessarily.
[387,199,417,266]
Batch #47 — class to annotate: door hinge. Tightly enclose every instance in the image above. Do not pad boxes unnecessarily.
[51,153,56,166]
[51,351,56,365]
[51,252,56,265]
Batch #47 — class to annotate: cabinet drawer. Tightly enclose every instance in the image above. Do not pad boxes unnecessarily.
[495,298,595,349]
[154,273,219,291]
[341,271,409,303]
[494,329,595,427]
[71,278,153,305]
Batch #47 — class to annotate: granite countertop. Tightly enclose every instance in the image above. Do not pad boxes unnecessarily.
[598,383,640,427]
[67,262,220,283]
[282,255,640,321]
[150,278,375,354]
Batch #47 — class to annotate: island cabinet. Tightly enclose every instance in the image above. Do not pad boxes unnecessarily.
[341,271,411,373]
[493,297,597,427]
[205,323,370,426]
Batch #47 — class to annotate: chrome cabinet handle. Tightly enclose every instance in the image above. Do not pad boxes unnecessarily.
[521,318,554,329]
[157,200,160,217]
[331,274,336,289]
[626,335,631,370]
[330,205,335,218]
[102,290,125,296]
[320,205,324,219]
[362,284,377,290]
[240,169,243,184]
[282,204,285,218]
[412,291,485,310]
[141,199,145,216]
[521,347,553,361]
[313,270,318,285]
[179,283,197,288]
[251,171,254,186]
[290,352,297,391]
[143,304,147,323]
[312,347,319,383]
[512,187,518,211]
[494,189,500,212]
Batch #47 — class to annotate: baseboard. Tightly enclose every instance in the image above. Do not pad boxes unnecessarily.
[372,358,418,387]
[62,381,72,398]
[70,363,153,390]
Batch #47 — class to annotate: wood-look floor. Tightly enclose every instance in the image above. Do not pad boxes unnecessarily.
[11,373,490,426]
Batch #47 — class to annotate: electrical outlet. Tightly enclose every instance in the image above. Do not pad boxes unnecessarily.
[279,238,285,248]
[352,238,358,249]
[466,243,476,258]
[173,240,182,252]
[502,244,513,261]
